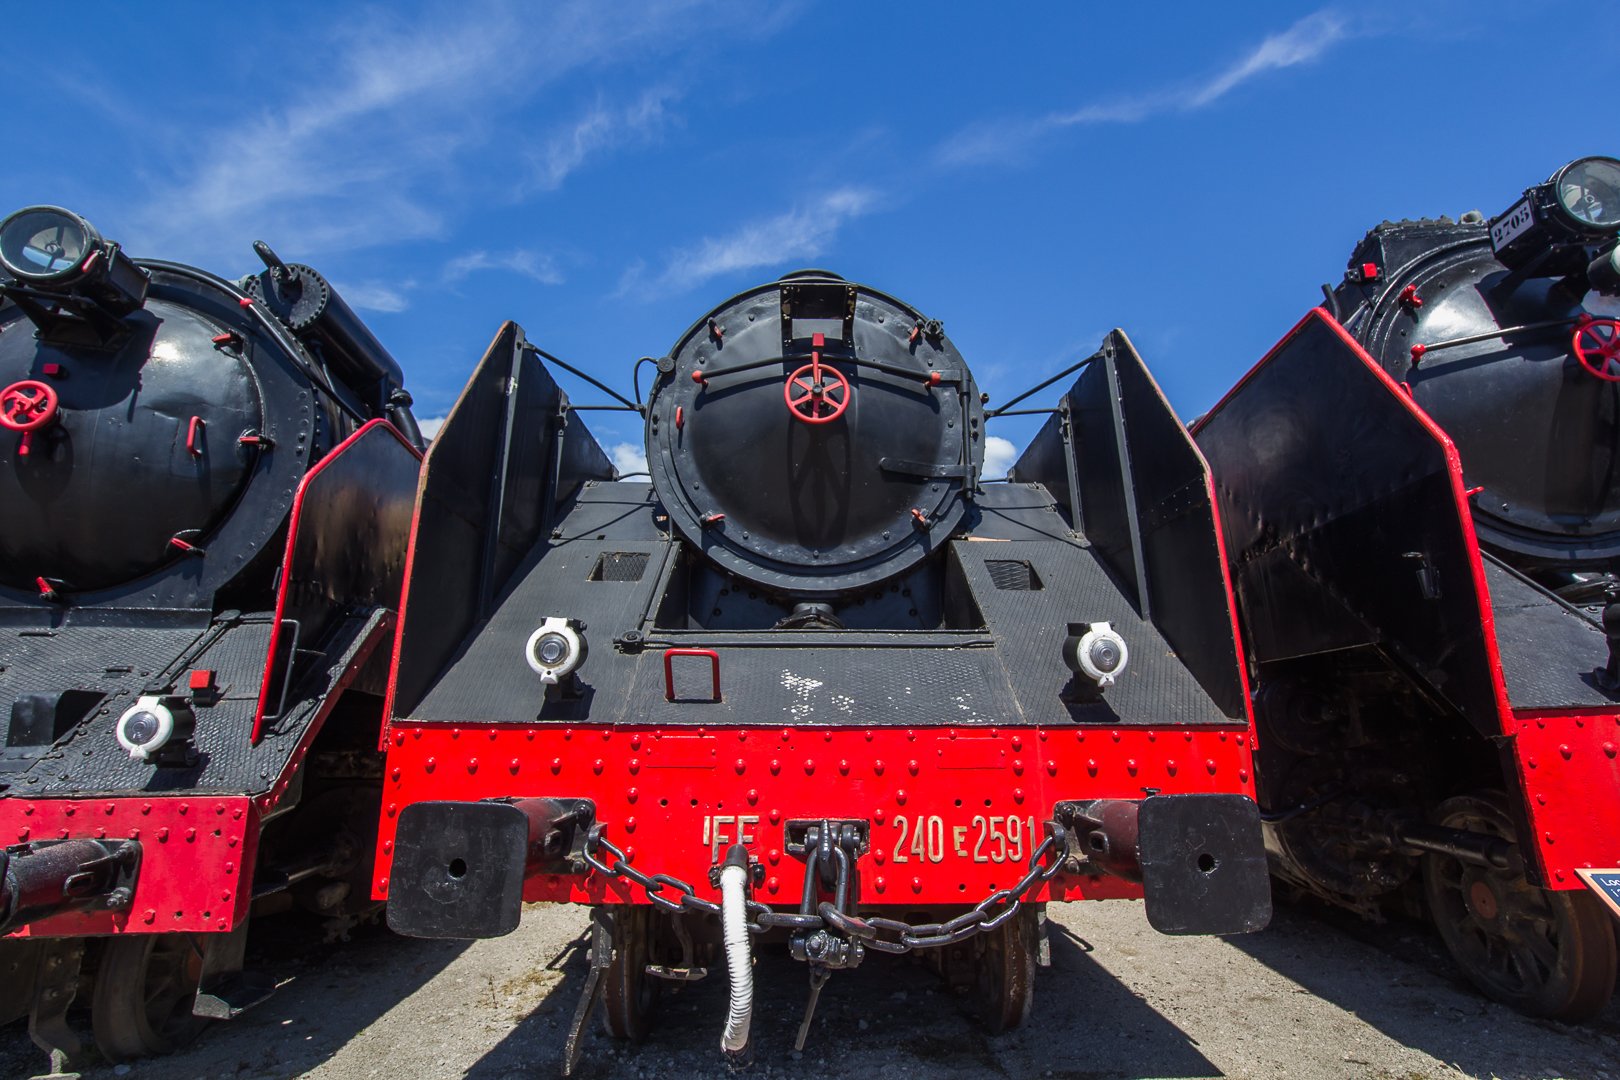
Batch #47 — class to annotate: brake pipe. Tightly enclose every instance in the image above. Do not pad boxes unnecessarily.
[719,843,754,1058]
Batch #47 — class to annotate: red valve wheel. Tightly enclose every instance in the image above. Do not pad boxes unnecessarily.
[1573,318,1620,382]
[783,361,851,424]
[0,380,59,433]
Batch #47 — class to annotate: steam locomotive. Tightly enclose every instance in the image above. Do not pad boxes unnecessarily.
[0,206,422,1070]
[374,270,1270,1069]
[1196,157,1620,1019]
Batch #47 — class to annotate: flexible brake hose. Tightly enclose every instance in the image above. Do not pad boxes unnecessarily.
[719,843,754,1056]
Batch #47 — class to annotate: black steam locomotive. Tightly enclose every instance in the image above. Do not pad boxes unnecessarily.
[0,206,422,1070]
[373,270,1270,1070]
[1197,158,1620,1018]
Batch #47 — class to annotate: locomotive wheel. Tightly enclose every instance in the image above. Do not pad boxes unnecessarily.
[1422,794,1618,1020]
[600,906,660,1040]
[92,935,208,1060]
[974,906,1039,1034]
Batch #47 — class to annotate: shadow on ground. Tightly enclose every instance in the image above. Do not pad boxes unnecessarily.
[1227,896,1620,1080]
[466,921,1224,1080]
[0,912,472,1080]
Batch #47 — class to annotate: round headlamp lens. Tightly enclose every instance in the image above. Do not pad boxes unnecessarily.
[0,206,99,282]
[1557,158,1620,230]
[1089,639,1122,673]
[535,633,570,667]
[122,711,162,746]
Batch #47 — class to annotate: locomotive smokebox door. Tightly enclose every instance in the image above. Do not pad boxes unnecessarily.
[1139,794,1270,935]
[388,801,532,938]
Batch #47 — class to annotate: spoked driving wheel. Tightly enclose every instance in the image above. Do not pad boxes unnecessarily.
[92,935,209,1060]
[1422,793,1618,1020]
[974,905,1039,1034]
[599,906,661,1040]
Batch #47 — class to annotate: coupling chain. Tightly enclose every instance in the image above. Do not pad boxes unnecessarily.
[581,820,1068,954]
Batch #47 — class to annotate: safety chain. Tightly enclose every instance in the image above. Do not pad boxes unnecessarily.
[581,821,1068,955]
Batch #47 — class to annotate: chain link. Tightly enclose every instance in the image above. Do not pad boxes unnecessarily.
[581,821,1068,954]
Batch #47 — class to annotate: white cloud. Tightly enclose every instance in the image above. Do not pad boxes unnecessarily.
[631,188,876,296]
[120,1,774,267]
[524,87,678,194]
[610,442,649,479]
[334,280,412,313]
[936,10,1348,167]
[981,435,1017,481]
[443,249,563,286]
[417,415,447,441]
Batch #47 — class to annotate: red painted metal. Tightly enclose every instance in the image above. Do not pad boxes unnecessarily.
[168,537,202,554]
[188,669,216,692]
[371,723,1256,907]
[663,649,721,702]
[1573,318,1620,381]
[0,796,261,937]
[1361,262,1380,280]
[0,379,59,458]
[40,363,63,378]
[253,419,422,744]
[1509,710,1620,889]
[186,415,206,456]
[784,345,851,425]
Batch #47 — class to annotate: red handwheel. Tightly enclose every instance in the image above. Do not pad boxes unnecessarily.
[0,380,59,432]
[1573,318,1620,382]
[783,361,851,424]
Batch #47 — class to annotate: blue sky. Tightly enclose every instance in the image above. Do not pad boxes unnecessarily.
[5,2,1600,475]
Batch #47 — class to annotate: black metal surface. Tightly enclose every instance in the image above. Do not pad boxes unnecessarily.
[1481,554,1619,708]
[387,800,534,938]
[645,271,984,596]
[1137,794,1271,935]
[0,269,316,605]
[0,607,388,798]
[1012,332,1245,719]
[392,324,613,718]
[1336,219,1620,566]
[410,484,1228,728]
[243,257,405,411]
[261,421,419,705]
[0,838,139,931]
[1197,311,1505,737]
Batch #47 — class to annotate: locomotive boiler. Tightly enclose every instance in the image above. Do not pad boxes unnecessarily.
[0,206,422,1069]
[374,269,1270,1070]
[1195,157,1620,1019]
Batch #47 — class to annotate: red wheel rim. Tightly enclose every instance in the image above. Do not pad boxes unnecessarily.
[1573,319,1620,382]
[783,361,851,424]
[0,380,59,433]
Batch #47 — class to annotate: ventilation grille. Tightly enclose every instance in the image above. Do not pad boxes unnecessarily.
[986,559,1042,591]
[590,552,650,582]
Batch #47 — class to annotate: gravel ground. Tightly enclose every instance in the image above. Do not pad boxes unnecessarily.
[3,899,1617,1080]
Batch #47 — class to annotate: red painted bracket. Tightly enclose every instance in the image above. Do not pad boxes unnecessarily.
[663,648,721,703]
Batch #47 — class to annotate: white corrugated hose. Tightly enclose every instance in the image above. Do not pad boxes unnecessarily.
[719,844,754,1055]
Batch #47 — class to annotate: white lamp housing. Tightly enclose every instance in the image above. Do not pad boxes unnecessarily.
[524,617,586,685]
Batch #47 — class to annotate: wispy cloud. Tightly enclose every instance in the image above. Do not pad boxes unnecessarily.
[444,249,564,286]
[121,1,772,267]
[609,442,649,479]
[982,436,1017,481]
[524,87,678,195]
[334,280,413,314]
[936,10,1348,167]
[626,188,877,296]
